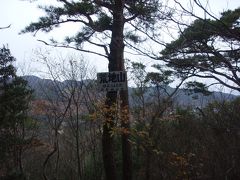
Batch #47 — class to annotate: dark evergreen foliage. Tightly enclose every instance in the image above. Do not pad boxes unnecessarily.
[0,46,33,178]
[161,8,240,92]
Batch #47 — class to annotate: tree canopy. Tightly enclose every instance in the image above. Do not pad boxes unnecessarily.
[21,0,166,59]
[160,7,240,92]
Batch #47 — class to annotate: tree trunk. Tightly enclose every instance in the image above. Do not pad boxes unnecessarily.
[75,105,82,180]
[102,91,117,180]
[102,1,132,180]
[120,90,132,180]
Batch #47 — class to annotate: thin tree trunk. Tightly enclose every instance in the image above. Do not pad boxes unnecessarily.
[43,129,58,180]
[75,105,82,180]
[19,119,25,175]
[145,150,151,180]
[43,145,57,180]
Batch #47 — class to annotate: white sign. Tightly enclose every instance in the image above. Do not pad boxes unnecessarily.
[97,71,127,91]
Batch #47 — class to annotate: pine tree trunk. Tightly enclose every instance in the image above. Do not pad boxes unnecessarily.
[120,90,132,180]
[102,92,117,180]
[102,1,132,180]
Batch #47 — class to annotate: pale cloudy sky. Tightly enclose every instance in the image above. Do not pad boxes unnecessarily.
[0,0,239,77]
[0,0,109,76]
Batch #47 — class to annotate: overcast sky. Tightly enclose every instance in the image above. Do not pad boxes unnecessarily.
[0,0,109,76]
[0,0,240,78]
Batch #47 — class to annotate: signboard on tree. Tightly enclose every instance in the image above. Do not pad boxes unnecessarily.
[97,71,127,91]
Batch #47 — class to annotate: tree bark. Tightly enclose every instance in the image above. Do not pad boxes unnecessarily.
[102,92,117,180]
[120,90,132,180]
[102,1,132,180]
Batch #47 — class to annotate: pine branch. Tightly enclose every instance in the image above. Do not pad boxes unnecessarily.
[37,39,108,58]
[0,24,11,30]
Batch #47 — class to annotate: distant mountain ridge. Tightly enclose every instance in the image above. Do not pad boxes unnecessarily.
[23,75,238,108]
